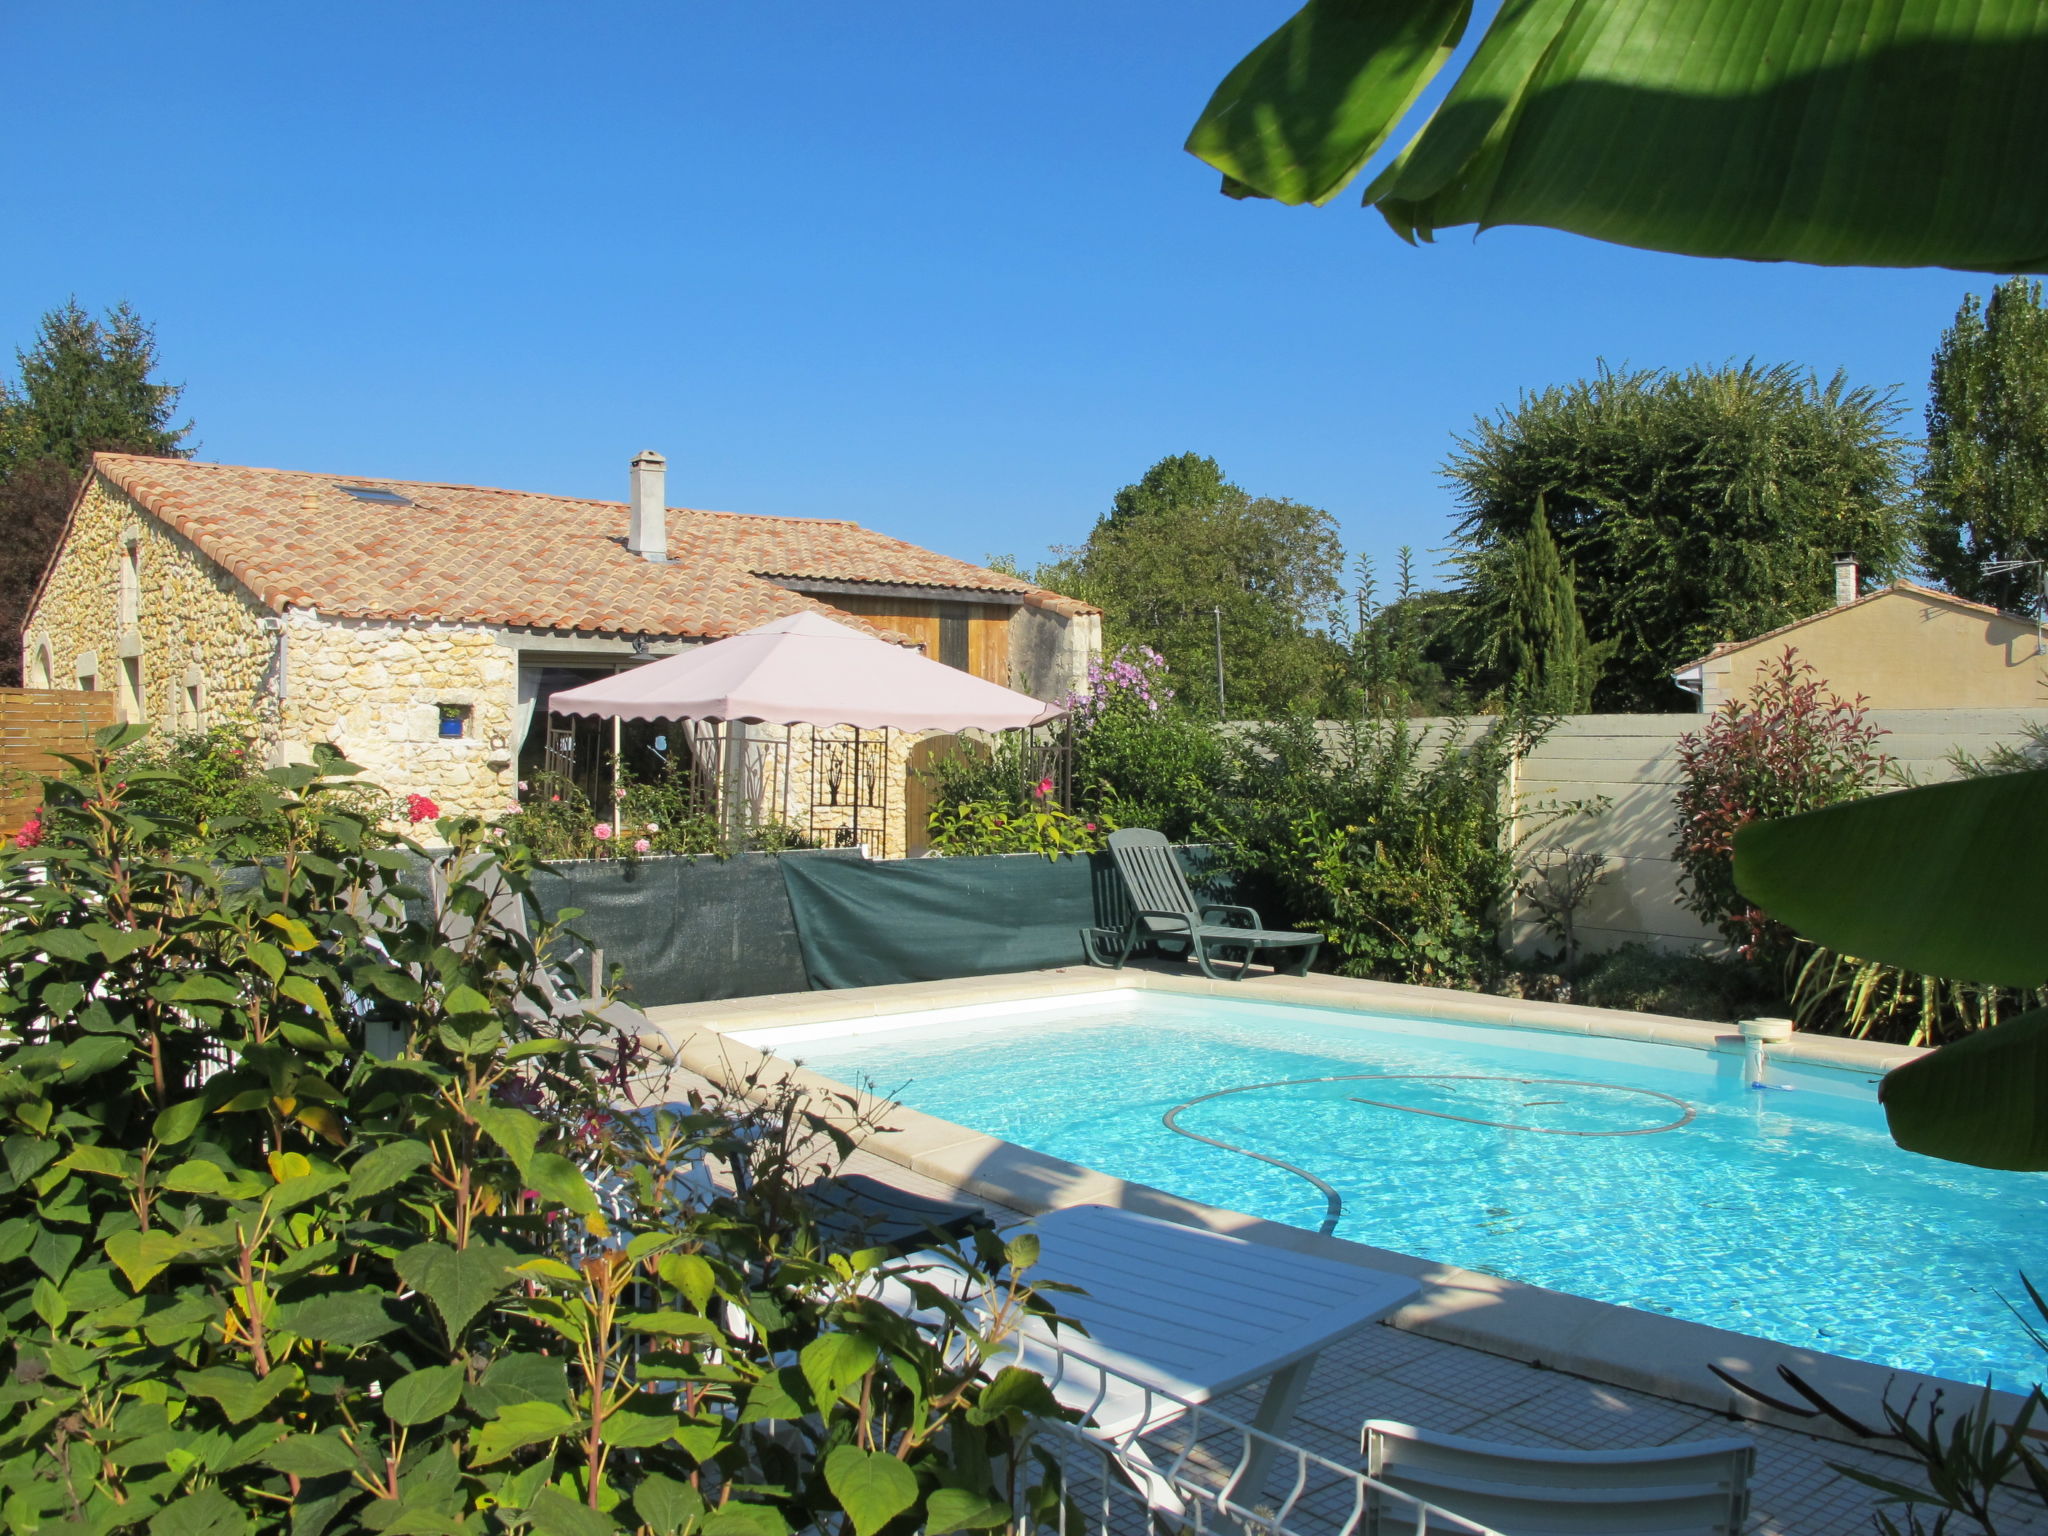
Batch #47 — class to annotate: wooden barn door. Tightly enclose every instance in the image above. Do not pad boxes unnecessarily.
[903,733,987,857]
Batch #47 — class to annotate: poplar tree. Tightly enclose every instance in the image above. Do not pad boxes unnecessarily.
[0,300,190,685]
[1921,277,2048,615]
[1500,499,1602,713]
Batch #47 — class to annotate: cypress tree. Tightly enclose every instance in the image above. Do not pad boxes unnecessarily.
[1502,497,1601,712]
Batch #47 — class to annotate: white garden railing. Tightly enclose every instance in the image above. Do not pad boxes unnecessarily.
[1017,1334,1502,1536]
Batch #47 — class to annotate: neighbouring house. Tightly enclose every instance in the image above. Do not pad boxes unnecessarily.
[21,451,1099,848]
[1671,559,2047,711]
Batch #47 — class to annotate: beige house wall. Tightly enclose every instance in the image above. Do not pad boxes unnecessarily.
[1696,590,2047,711]
[22,475,276,736]
[1011,605,1099,701]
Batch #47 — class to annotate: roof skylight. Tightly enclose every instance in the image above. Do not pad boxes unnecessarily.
[336,485,413,507]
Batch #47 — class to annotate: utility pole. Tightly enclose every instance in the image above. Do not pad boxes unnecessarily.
[1212,606,1227,719]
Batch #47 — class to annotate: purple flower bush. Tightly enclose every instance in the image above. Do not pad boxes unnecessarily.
[1063,645,1172,726]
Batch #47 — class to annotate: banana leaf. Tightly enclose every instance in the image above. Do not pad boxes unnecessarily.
[1734,771,2048,1169]
[1732,772,2048,989]
[1878,1007,2048,1170]
[1187,0,2048,273]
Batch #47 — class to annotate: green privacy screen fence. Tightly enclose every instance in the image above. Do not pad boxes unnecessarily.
[527,846,1226,1006]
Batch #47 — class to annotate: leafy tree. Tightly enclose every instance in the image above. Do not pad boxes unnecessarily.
[1921,277,2048,613]
[1497,499,1603,712]
[1185,0,2048,273]
[0,300,191,686]
[1050,453,1347,717]
[1447,362,1914,711]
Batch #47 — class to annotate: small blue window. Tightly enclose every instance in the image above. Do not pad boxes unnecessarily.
[438,704,471,738]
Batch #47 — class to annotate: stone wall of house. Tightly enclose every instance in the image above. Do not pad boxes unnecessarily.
[21,473,276,733]
[282,617,519,819]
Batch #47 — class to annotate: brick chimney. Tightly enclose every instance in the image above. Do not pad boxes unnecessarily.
[628,450,668,562]
[1833,553,1858,606]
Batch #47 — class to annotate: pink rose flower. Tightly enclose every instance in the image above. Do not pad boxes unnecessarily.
[406,794,440,823]
[13,815,43,850]
[593,822,613,841]
[633,838,652,854]
[1085,822,1097,832]
[1032,777,1054,799]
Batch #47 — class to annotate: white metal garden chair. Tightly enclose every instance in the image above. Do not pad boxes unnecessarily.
[1359,1420,1753,1536]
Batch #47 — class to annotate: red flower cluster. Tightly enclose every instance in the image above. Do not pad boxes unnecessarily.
[406,793,441,823]
[12,814,43,850]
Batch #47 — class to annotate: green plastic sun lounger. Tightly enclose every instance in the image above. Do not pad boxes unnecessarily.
[1093,828,1322,981]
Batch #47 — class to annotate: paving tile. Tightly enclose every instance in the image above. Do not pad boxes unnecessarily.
[1495,1377,1717,1450]
[1380,1344,1558,1414]
[1296,1374,1496,1440]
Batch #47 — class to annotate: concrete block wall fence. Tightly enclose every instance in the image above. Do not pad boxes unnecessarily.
[1503,709,2048,957]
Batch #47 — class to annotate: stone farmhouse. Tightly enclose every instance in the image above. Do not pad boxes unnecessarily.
[21,451,1099,844]
[1671,559,2047,711]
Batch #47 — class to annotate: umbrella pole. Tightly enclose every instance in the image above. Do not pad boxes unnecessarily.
[611,716,622,824]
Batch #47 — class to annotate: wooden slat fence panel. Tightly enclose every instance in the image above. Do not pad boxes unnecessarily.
[0,689,117,836]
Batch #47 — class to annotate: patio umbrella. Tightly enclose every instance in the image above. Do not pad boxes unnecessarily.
[546,610,1062,730]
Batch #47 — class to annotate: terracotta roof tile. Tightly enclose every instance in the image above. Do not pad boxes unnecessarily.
[85,454,1096,637]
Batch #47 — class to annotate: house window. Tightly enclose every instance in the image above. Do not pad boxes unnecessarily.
[29,642,51,689]
[121,657,145,723]
[182,680,206,731]
[118,540,141,631]
[438,703,472,739]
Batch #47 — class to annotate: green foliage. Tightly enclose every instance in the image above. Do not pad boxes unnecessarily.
[502,770,806,862]
[0,299,191,686]
[1342,551,1478,717]
[1217,714,1538,988]
[1185,0,2048,272]
[0,729,1066,1533]
[1447,362,1914,710]
[1497,499,1606,713]
[925,793,1111,859]
[0,300,189,476]
[1064,647,1228,841]
[1921,276,2048,613]
[1572,942,1783,1023]
[1047,453,1348,716]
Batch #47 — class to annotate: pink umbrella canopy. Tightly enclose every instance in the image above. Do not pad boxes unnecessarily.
[547,610,1064,730]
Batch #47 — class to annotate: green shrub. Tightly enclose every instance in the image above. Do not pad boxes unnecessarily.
[1068,649,1227,840]
[1672,649,1892,965]
[503,769,806,861]
[0,728,1063,1534]
[925,792,1112,858]
[1574,942,1784,1022]
[1217,715,1538,989]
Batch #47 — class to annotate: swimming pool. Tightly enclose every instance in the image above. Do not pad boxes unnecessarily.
[757,989,2048,1391]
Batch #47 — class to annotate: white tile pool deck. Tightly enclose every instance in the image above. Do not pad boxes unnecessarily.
[635,963,2048,1535]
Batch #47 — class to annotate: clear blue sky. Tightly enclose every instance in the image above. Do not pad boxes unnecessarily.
[2,3,1992,590]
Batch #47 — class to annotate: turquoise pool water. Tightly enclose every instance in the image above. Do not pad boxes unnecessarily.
[773,991,2048,1390]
